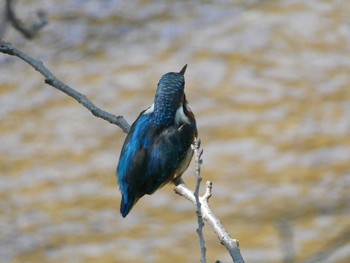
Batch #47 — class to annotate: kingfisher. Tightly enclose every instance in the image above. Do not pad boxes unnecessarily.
[116,65,197,217]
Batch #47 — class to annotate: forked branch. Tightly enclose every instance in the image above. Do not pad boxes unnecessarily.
[174,140,245,263]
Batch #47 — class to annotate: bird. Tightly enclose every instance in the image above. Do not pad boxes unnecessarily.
[116,65,197,217]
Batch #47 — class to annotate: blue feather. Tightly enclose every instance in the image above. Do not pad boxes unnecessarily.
[117,113,153,217]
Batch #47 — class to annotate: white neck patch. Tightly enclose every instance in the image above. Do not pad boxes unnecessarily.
[143,103,154,115]
[143,103,190,126]
[175,105,190,125]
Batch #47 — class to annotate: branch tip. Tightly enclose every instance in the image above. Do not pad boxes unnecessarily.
[203,181,212,200]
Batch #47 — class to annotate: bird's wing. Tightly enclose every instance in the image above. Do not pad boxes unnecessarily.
[117,112,153,215]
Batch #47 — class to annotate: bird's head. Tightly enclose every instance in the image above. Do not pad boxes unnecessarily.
[153,65,187,126]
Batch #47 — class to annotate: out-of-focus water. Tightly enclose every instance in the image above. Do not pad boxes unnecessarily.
[1,0,349,262]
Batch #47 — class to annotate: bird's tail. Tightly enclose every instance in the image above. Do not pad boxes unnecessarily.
[120,194,137,218]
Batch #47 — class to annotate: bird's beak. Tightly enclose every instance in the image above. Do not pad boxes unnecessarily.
[179,64,187,75]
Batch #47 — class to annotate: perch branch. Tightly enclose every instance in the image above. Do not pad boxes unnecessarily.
[0,40,130,133]
[175,149,244,263]
[175,180,244,263]
[192,138,207,262]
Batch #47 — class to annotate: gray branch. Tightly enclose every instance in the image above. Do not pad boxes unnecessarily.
[5,0,47,39]
[0,40,130,133]
[192,138,207,262]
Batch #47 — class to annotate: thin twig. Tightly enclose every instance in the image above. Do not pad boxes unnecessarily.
[192,138,207,263]
[0,40,130,133]
[5,0,47,39]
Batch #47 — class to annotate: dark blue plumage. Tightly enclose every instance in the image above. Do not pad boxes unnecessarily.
[116,65,197,217]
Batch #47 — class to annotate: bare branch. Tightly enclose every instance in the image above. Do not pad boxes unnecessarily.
[175,179,245,263]
[5,0,47,39]
[192,138,207,262]
[0,40,130,133]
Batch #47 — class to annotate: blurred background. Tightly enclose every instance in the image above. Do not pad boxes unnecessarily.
[0,0,349,262]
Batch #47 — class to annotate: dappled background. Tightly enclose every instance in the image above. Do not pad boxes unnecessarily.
[1,0,349,262]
